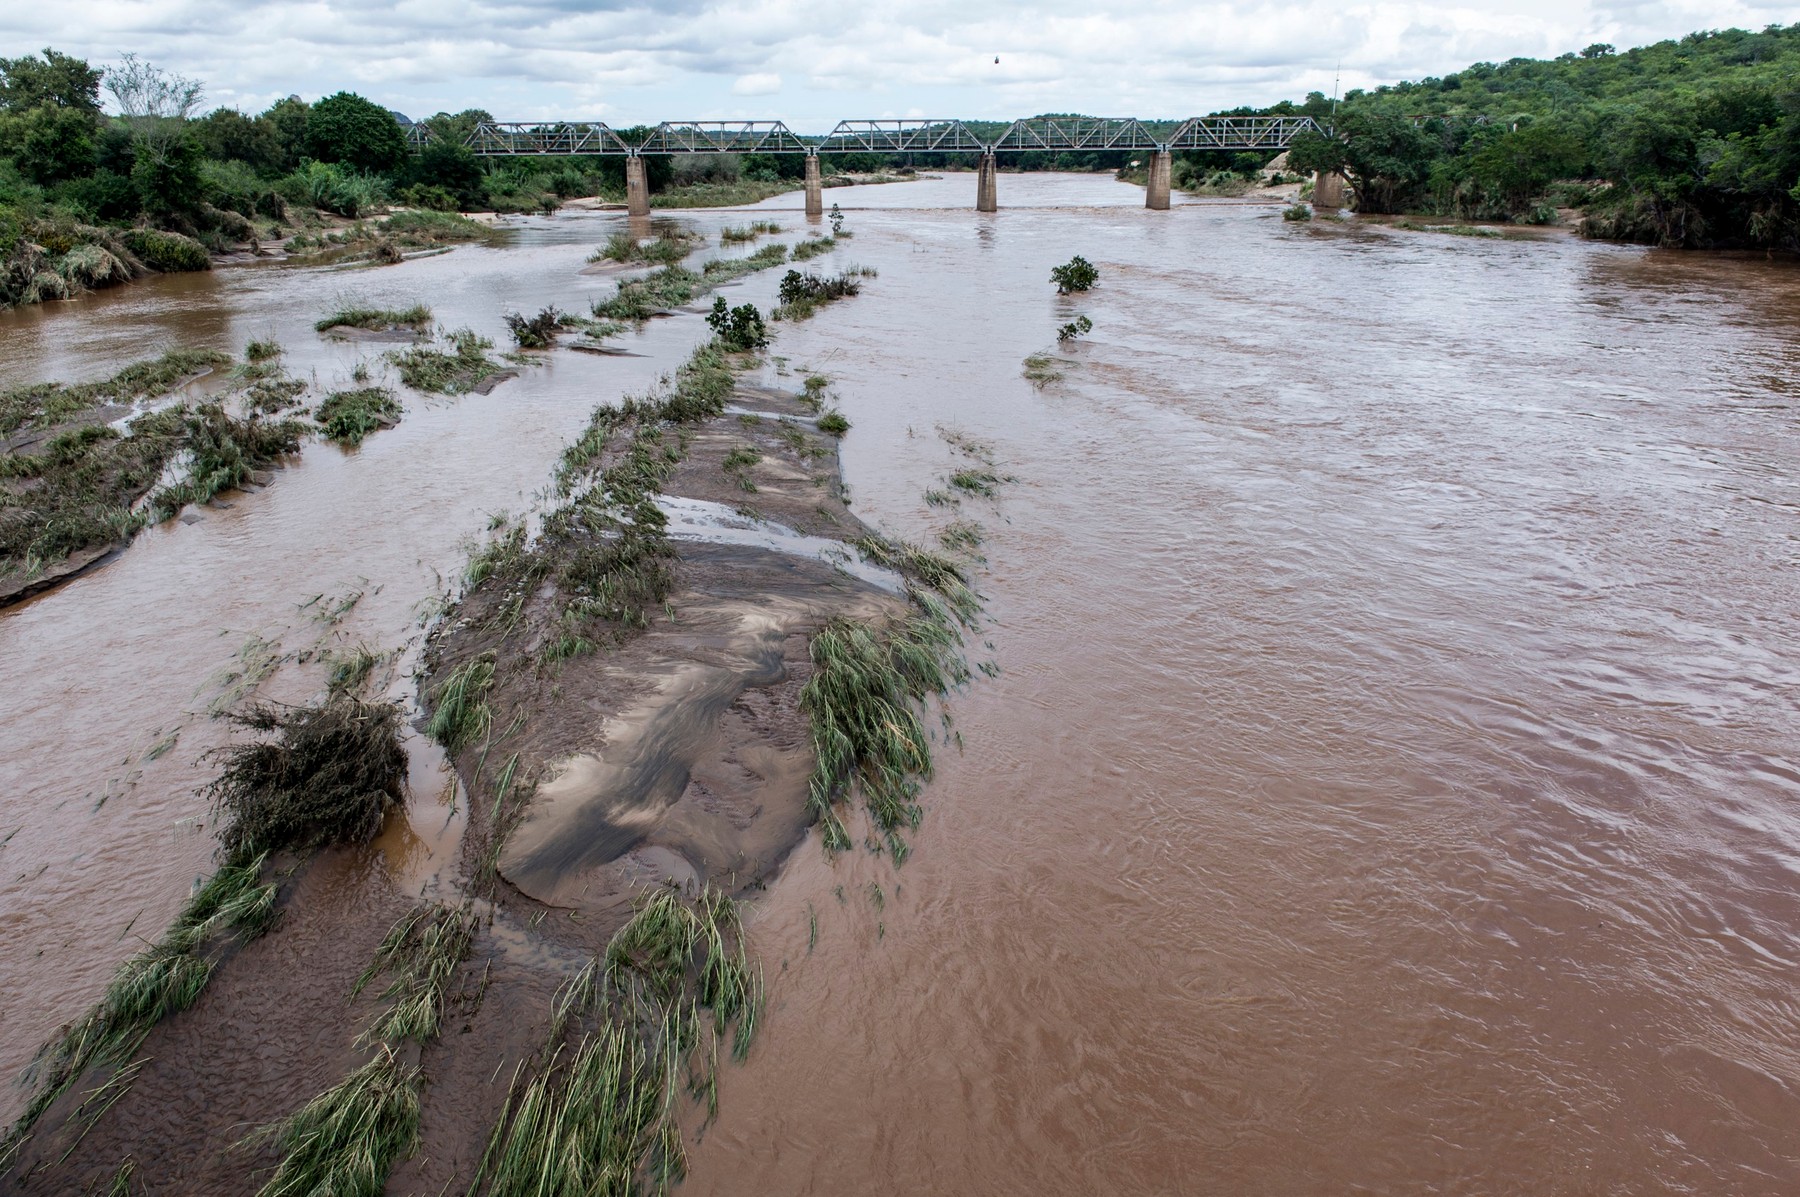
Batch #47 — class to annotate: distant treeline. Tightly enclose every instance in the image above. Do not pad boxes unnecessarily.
[1283,24,1800,248]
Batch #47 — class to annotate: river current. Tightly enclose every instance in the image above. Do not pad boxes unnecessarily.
[4,173,1798,1192]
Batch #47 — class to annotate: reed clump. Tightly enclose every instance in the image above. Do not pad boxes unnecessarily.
[425,653,496,753]
[206,695,408,858]
[253,1048,421,1197]
[719,220,781,243]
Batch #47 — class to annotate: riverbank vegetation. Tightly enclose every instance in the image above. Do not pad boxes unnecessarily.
[1281,23,1800,247]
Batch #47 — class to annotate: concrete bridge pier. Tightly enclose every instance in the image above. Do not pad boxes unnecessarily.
[1312,170,1345,211]
[1145,149,1172,210]
[626,155,650,217]
[804,152,823,220]
[976,152,998,212]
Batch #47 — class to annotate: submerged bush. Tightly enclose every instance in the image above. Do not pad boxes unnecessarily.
[504,306,563,349]
[1283,203,1312,222]
[1049,254,1098,293]
[1057,315,1093,342]
[705,296,768,350]
[206,695,409,858]
[389,328,504,394]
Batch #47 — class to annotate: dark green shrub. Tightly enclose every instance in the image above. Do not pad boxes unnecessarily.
[1049,255,1098,293]
[706,296,768,350]
[317,387,401,445]
[1057,315,1092,342]
[505,306,562,348]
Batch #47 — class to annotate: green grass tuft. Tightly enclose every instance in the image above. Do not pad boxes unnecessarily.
[253,1048,421,1197]
[316,387,400,446]
[315,304,432,333]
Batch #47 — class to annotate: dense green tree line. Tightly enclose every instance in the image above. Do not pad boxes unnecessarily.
[1282,24,1800,247]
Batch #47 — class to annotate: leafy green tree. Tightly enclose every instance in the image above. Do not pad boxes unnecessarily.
[260,96,310,171]
[0,48,102,113]
[409,140,484,206]
[306,92,405,173]
[1465,121,1587,212]
[195,107,281,172]
[132,127,204,215]
[0,103,97,183]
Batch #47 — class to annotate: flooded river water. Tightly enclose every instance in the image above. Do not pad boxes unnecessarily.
[5,173,1800,1192]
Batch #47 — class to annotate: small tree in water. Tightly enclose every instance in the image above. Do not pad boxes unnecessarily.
[828,203,845,236]
[1050,255,1098,293]
[707,296,769,351]
[1057,315,1093,342]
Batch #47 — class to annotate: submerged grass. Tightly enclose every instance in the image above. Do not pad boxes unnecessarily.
[253,1048,421,1197]
[255,901,475,1196]
[388,328,506,395]
[314,304,432,333]
[719,220,781,243]
[470,886,761,1197]
[425,653,495,753]
[315,387,400,446]
[2,854,278,1165]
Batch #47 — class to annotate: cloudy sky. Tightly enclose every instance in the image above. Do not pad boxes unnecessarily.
[3,1,1792,128]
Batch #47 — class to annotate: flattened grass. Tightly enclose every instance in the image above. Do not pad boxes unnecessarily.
[2,855,278,1163]
[389,329,505,395]
[470,886,761,1197]
[253,1048,421,1197]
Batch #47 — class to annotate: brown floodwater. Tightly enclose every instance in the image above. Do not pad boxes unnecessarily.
[6,172,1800,1193]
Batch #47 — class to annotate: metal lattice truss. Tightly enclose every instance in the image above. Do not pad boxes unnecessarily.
[465,122,630,155]
[818,120,991,154]
[1167,115,1323,149]
[635,120,811,154]
[432,114,1326,156]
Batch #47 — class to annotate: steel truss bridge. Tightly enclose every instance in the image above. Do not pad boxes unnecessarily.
[408,115,1325,157]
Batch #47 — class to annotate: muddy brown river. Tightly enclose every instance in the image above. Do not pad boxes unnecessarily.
[5,173,1800,1193]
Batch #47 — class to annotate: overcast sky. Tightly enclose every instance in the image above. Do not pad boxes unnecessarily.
[3,1,1792,129]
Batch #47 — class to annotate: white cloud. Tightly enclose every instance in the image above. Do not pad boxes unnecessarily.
[732,72,783,96]
[0,0,1785,127]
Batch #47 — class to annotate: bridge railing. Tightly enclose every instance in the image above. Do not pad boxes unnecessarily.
[1167,115,1323,150]
[818,120,990,155]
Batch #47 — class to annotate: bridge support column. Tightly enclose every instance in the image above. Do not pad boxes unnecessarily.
[1312,170,1344,211]
[1145,150,1172,210]
[626,155,650,217]
[804,153,823,220]
[976,152,998,212]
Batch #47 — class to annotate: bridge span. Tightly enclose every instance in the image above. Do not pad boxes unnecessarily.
[403,116,1336,216]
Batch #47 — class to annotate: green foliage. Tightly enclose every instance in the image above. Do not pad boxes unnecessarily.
[1289,24,1800,244]
[1057,314,1093,342]
[705,296,768,350]
[1049,254,1098,293]
[278,160,388,218]
[389,328,504,394]
[194,106,281,172]
[0,346,227,435]
[0,48,103,113]
[773,268,862,319]
[505,305,563,348]
[147,402,303,517]
[206,695,409,858]
[816,409,850,437]
[121,226,209,271]
[130,127,204,216]
[316,303,431,332]
[426,654,495,752]
[306,91,406,174]
[1283,203,1312,221]
[0,104,98,184]
[317,387,400,445]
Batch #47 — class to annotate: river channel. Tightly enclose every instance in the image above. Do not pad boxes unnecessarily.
[4,172,1799,1192]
